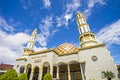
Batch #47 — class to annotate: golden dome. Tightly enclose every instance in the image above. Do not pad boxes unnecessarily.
[55,43,78,55]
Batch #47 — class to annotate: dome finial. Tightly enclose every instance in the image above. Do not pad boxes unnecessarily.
[77,11,81,14]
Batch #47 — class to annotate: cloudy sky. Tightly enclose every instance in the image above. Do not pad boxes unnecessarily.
[0,0,120,64]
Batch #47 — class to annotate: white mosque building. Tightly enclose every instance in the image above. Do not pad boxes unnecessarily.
[14,12,119,80]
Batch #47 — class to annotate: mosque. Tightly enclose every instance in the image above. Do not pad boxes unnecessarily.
[14,12,119,80]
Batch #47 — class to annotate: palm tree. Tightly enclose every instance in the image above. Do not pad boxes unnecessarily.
[101,71,115,80]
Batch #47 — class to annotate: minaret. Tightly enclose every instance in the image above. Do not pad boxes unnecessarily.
[23,28,37,55]
[76,11,97,47]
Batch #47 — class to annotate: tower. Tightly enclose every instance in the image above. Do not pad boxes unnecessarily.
[23,28,37,55]
[76,11,97,47]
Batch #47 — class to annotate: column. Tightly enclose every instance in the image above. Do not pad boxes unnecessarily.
[50,66,53,76]
[30,69,34,80]
[18,67,20,75]
[80,63,85,80]
[38,69,41,80]
[83,36,85,42]
[39,68,43,80]
[68,64,71,80]
[47,67,49,73]
[87,26,90,31]
[56,65,59,79]
[89,34,92,40]
[81,27,84,33]
[24,66,27,73]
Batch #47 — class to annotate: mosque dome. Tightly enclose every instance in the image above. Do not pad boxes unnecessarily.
[55,43,78,55]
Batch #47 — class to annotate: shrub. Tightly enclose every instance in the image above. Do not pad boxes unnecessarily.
[43,73,52,80]
[0,69,18,80]
[19,73,28,80]
[0,74,5,80]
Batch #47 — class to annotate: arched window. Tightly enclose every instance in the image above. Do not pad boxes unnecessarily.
[26,64,32,80]
[58,62,68,80]
[19,66,25,74]
[69,61,82,80]
[42,62,50,79]
[33,66,39,80]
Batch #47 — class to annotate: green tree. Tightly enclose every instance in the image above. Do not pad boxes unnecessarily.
[0,74,6,80]
[43,73,52,80]
[19,73,28,80]
[0,69,18,80]
[101,71,115,80]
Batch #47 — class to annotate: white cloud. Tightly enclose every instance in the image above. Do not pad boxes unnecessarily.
[64,14,73,26]
[40,16,53,38]
[0,16,14,31]
[4,33,29,47]
[0,29,30,64]
[0,16,30,64]
[0,25,48,64]
[96,19,120,46]
[20,0,31,10]
[88,0,105,8]
[65,0,80,22]
[56,16,65,27]
[0,25,50,64]
[56,14,72,27]
[56,0,80,27]
[51,29,58,36]
[43,0,51,8]
[0,15,56,64]
[38,16,57,47]
[0,46,19,64]
[83,0,105,17]
[66,0,80,13]
[56,0,105,26]
[37,33,47,47]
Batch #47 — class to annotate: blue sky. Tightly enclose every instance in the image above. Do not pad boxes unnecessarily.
[0,0,120,64]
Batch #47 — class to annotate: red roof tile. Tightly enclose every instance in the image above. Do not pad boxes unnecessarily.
[0,63,13,70]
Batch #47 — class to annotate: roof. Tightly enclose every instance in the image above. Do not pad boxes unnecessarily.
[55,43,78,55]
[0,63,13,70]
[23,43,105,56]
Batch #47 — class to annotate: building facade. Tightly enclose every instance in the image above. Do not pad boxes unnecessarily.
[14,12,119,80]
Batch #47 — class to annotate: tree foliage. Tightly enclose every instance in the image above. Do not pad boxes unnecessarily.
[101,71,115,80]
[0,69,18,80]
[19,73,28,80]
[0,74,5,80]
[43,73,52,80]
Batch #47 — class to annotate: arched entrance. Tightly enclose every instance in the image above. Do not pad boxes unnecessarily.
[19,66,25,74]
[58,62,68,80]
[42,62,50,79]
[26,64,32,80]
[33,66,39,80]
[69,61,82,80]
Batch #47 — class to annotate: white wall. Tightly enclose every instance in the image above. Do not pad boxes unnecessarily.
[78,46,118,80]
